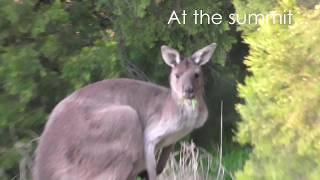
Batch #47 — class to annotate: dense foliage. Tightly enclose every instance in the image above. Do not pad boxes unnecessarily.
[0,0,242,178]
[234,0,320,179]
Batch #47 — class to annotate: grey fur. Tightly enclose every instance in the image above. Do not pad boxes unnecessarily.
[33,43,216,180]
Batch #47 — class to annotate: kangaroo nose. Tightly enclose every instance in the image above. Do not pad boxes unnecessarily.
[185,87,194,94]
[184,87,195,99]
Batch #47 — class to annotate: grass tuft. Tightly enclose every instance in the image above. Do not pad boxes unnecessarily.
[159,141,213,180]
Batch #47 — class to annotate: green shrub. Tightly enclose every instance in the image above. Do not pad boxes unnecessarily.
[234,0,320,179]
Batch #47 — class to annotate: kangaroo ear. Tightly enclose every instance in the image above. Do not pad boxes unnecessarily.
[161,45,181,67]
[192,43,217,66]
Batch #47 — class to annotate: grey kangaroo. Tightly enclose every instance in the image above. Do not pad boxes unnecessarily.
[33,43,216,180]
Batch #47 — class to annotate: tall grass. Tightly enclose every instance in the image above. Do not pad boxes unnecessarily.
[158,141,213,180]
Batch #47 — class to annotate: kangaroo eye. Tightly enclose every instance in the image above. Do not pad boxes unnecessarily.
[175,74,180,79]
[195,73,199,78]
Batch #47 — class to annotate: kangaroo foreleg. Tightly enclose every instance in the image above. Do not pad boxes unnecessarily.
[145,141,157,180]
[156,144,175,174]
[138,143,175,180]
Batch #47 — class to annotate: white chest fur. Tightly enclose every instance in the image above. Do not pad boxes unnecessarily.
[145,103,205,149]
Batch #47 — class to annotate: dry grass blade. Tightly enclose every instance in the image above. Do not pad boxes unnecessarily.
[158,141,213,180]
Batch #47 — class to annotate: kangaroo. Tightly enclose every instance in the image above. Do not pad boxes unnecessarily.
[33,43,216,180]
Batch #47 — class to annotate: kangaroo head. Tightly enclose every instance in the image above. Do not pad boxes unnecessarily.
[161,43,216,101]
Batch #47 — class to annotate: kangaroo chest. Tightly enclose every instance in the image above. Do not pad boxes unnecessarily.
[148,104,204,148]
[163,108,198,146]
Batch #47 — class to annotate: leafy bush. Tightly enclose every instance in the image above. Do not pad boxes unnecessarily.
[234,0,320,179]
